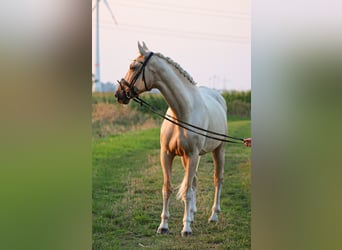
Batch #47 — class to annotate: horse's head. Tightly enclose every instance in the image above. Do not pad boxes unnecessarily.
[115,42,154,104]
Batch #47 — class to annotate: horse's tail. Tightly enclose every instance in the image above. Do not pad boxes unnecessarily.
[176,178,187,201]
[176,174,198,201]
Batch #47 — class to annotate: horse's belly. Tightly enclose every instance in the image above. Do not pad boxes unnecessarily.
[199,138,223,155]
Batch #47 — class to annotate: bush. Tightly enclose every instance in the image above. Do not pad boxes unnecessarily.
[130,93,168,119]
[228,100,251,119]
[92,90,251,129]
[221,90,251,104]
[222,91,251,119]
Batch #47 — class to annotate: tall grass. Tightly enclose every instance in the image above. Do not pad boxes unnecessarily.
[92,103,160,138]
[131,91,251,120]
[92,93,165,138]
[92,92,117,105]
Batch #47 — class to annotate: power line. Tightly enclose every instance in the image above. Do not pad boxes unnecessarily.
[92,1,250,44]
[95,22,249,44]
[113,0,249,15]
[111,0,250,20]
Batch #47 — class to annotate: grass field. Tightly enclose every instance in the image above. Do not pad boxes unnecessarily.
[92,120,251,249]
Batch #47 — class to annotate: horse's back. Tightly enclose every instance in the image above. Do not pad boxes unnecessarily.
[199,86,227,114]
[199,86,227,132]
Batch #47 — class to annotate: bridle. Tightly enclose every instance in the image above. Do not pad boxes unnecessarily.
[117,52,154,99]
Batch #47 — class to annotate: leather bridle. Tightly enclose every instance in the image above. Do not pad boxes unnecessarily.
[117,52,154,99]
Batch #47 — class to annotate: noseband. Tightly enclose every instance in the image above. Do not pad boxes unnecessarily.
[117,52,154,99]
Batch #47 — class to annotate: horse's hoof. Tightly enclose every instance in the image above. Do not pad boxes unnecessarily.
[181,231,192,237]
[208,214,219,223]
[157,228,169,235]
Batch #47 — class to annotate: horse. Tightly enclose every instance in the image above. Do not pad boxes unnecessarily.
[115,42,228,236]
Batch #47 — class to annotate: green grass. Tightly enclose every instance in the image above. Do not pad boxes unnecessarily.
[93,120,251,249]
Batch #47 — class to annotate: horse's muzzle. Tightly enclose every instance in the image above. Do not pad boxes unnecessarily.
[115,88,131,104]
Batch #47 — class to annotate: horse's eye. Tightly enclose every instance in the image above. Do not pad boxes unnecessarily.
[129,64,136,70]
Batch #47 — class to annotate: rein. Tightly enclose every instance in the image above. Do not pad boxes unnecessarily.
[118,51,245,144]
[133,96,245,144]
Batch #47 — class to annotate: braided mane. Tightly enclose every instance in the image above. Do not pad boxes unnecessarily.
[154,52,197,85]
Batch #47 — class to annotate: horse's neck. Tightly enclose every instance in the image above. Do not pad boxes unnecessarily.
[153,65,198,120]
[157,80,194,119]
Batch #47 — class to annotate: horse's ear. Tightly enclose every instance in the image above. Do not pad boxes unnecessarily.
[138,41,148,56]
[142,41,149,50]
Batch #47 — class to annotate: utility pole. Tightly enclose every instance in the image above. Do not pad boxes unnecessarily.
[93,0,118,92]
[95,0,101,92]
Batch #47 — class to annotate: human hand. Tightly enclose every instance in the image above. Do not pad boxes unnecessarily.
[243,138,251,147]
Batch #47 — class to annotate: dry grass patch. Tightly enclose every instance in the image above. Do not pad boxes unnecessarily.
[92,103,160,138]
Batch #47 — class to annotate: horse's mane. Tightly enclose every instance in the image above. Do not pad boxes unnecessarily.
[154,52,197,85]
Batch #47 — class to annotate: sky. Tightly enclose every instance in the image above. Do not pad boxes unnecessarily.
[92,0,250,91]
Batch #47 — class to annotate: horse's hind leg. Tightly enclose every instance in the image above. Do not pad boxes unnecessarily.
[157,149,175,234]
[191,172,198,222]
[209,143,225,222]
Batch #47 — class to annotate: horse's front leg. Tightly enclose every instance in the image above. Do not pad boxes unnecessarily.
[178,154,200,236]
[181,156,200,223]
[157,150,174,234]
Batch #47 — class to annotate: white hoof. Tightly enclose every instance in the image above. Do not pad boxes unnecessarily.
[157,227,170,234]
[208,213,219,222]
[181,230,193,237]
[181,224,192,237]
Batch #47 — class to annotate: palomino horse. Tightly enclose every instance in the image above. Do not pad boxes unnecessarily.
[115,42,228,236]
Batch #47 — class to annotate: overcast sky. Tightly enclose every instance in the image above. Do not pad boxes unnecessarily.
[92,0,250,90]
